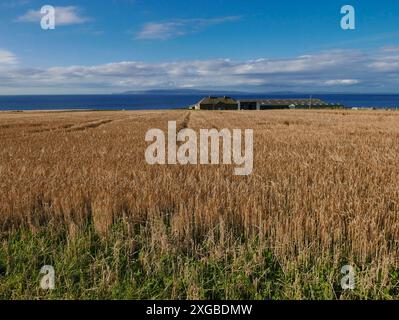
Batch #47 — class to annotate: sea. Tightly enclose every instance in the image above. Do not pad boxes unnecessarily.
[0,94,398,111]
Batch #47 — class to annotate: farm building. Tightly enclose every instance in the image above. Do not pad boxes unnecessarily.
[193,96,239,110]
[238,98,331,110]
[192,97,340,110]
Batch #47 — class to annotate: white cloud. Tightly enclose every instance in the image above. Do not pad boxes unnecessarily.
[324,79,359,86]
[136,16,241,40]
[1,48,399,94]
[17,6,88,26]
[0,49,17,65]
[381,46,399,53]
[369,47,399,72]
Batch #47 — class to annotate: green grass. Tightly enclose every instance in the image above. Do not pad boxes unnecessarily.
[0,220,398,300]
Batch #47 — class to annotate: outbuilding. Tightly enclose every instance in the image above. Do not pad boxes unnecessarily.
[194,96,238,110]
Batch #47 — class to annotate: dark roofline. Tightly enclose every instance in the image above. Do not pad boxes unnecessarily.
[238,98,326,102]
[198,96,238,105]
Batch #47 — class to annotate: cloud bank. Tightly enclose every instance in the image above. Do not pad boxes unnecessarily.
[1,47,399,94]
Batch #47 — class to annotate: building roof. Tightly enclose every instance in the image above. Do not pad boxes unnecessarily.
[198,96,238,105]
[239,98,329,106]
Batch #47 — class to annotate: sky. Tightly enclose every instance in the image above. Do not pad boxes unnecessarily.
[0,0,399,94]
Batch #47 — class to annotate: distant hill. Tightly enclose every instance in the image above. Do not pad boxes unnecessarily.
[117,89,396,96]
[117,89,301,96]
[118,89,246,95]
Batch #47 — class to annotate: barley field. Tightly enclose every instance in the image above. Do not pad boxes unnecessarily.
[0,109,399,300]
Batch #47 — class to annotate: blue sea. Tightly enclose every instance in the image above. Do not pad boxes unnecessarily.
[0,94,398,111]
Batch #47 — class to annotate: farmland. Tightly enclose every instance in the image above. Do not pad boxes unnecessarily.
[0,109,399,299]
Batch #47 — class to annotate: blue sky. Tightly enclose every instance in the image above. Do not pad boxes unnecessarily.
[0,0,399,94]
